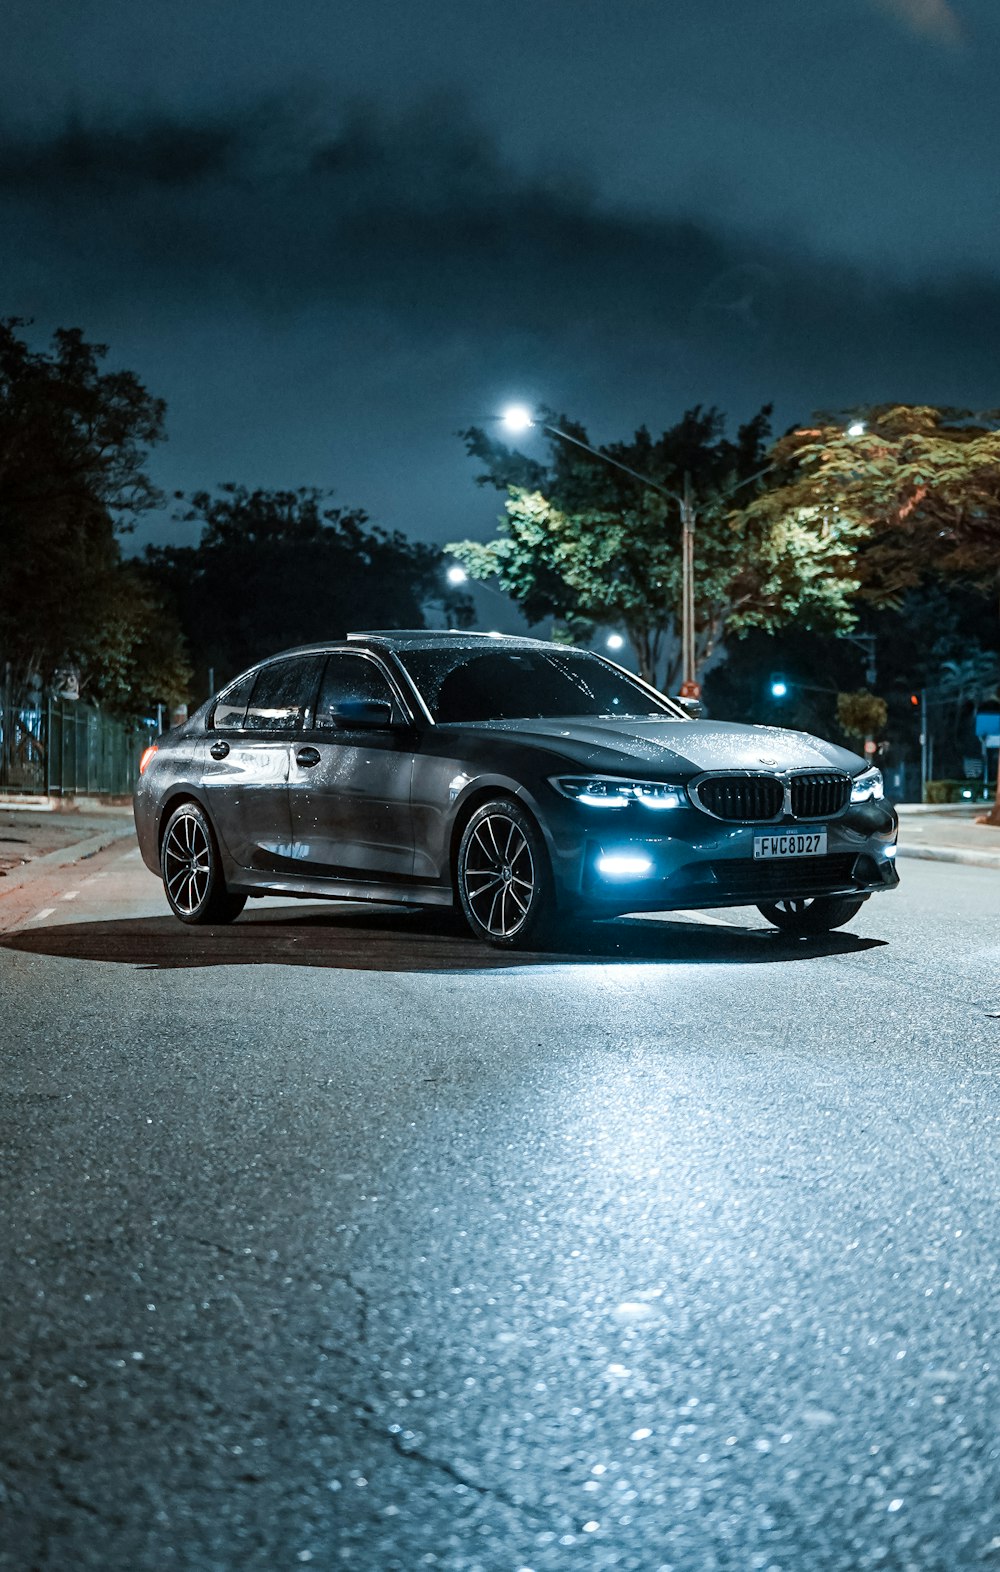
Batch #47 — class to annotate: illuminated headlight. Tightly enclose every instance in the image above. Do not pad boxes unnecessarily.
[850,767,884,803]
[551,776,685,810]
[883,843,898,858]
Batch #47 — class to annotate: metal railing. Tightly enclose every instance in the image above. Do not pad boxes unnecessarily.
[0,692,154,797]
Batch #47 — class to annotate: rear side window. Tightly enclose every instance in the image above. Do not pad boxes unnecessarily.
[314,653,398,729]
[244,656,323,733]
[212,671,256,731]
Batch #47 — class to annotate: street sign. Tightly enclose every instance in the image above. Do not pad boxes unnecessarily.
[975,703,1000,739]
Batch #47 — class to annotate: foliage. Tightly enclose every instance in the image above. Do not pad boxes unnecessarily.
[746,405,1000,608]
[746,404,1000,815]
[450,407,863,688]
[836,689,888,741]
[924,780,988,805]
[0,318,178,707]
[146,485,472,690]
[76,564,191,714]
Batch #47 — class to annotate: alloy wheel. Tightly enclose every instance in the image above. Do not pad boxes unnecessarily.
[462,812,536,940]
[757,894,864,935]
[162,811,212,917]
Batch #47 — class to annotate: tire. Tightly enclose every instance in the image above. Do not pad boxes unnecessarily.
[456,798,555,948]
[160,802,246,926]
[757,894,865,935]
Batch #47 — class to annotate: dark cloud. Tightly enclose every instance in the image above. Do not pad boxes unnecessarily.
[3,97,999,560]
[3,98,999,395]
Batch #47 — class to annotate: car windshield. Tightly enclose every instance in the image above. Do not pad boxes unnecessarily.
[396,646,683,724]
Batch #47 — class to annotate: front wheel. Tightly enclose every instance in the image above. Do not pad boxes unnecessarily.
[160,803,246,926]
[757,894,865,935]
[456,798,555,948]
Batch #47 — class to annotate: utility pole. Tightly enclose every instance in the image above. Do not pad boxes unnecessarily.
[679,473,698,698]
[495,408,771,697]
[920,688,929,802]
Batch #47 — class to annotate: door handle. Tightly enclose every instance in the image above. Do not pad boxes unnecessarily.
[295,746,321,769]
[210,740,230,760]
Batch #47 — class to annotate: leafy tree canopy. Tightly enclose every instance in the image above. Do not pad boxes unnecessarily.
[450,407,863,688]
[747,405,1000,609]
[0,318,179,707]
[146,485,471,690]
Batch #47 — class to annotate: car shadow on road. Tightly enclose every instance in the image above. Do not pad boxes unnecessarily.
[1,903,887,972]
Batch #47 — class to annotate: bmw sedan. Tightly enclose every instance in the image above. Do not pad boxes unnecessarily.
[134,631,899,947]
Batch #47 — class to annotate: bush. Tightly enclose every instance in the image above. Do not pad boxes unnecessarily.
[924,779,989,804]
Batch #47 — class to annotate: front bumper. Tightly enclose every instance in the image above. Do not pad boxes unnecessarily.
[543,797,899,915]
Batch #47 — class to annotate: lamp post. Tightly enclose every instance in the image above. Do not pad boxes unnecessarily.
[498,406,766,698]
[499,407,703,693]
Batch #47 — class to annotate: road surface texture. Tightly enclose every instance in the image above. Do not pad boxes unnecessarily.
[1,833,997,1572]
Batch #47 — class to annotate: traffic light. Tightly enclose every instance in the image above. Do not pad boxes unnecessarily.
[769,674,789,699]
[910,693,919,707]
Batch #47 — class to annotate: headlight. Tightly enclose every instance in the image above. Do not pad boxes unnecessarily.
[551,776,686,809]
[850,766,884,803]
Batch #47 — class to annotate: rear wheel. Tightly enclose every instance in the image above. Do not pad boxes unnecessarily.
[160,803,246,926]
[757,894,865,935]
[456,798,555,948]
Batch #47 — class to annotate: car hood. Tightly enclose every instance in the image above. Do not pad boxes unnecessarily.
[465,716,865,777]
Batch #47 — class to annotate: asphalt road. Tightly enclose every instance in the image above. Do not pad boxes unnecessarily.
[1,836,998,1572]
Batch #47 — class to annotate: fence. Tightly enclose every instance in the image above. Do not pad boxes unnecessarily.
[0,693,154,797]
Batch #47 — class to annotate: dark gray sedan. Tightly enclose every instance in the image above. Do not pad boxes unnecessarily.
[134,631,899,946]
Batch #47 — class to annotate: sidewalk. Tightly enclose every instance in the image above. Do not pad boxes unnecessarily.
[895,803,1000,870]
[0,805,136,890]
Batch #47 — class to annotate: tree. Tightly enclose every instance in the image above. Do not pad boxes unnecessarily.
[450,408,863,689]
[76,563,191,715]
[745,405,1000,817]
[0,319,172,703]
[145,485,472,690]
[744,406,1000,609]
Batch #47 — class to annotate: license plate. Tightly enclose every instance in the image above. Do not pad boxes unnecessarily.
[753,830,828,859]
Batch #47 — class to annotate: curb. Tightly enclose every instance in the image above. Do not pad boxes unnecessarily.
[897,843,1000,870]
[894,803,990,817]
[0,820,136,896]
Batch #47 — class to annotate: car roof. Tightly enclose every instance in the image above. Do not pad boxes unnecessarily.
[272,630,559,658]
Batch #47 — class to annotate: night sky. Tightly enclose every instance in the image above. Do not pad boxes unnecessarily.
[3,0,998,577]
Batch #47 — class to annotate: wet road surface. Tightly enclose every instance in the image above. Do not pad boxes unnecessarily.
[1,836,998,1570]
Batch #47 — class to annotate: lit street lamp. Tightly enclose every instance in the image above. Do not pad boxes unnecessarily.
[606,633,625,652]
[499,406,702,694]
[497,405,768,699]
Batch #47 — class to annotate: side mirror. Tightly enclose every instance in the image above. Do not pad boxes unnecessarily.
[675,696,705,720]
[330,698,396,729]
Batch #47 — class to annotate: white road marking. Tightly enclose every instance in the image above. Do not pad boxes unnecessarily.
[119,849,141,861]
[62,891,79,901]
[653,908,742,928]
[28,908,55,924]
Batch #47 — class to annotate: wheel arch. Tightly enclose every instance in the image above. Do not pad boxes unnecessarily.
[448,784,547,895]
[156,790,211,856]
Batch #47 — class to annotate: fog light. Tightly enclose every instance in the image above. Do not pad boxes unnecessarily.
[884,843,897,858]
[596,854,653,877]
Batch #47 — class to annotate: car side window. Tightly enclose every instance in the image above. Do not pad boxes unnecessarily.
[243,656,323,734]
[314,653,398,730]
[212,670,256,731]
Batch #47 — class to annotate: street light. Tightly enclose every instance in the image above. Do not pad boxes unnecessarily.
[606,633,625,652]
[846,421,866,437]
[446,564,469,585]
[494,403,772,698]
[502,405,535,434]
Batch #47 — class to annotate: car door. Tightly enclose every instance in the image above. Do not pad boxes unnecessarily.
[288,650,417,882]
[202,655,324,872]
